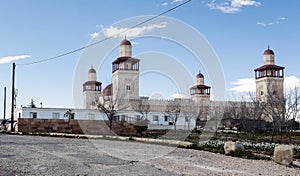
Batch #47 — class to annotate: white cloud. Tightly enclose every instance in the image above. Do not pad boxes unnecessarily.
[230,76,300,93]
[171,0,183,4]
[96,24,104,29]
[161,0,182,6]
[103,22,168,38]
[230,78,256,92]
[90,24,105,38]
[231,0,261,7]
[172,93,189,99]
[284,75,300,92]
[0,55,31,64]
[257,17,285,27]
[90,32,100,39]
[208,0,261,14]
[277,17,285,20]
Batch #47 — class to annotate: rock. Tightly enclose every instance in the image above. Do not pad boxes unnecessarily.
[224,141,244,154]
[273,145,294,166]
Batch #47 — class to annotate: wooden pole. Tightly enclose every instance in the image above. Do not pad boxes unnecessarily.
[11,63,15,132]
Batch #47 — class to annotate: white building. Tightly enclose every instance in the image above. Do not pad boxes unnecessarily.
[16,107,107,121]
[81,38,212,130]
[16,38,286,131]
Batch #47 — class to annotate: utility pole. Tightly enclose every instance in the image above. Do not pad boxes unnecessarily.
[11,63,16,132]
[3,86,6,120]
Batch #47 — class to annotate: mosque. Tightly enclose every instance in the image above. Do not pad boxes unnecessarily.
[16,38,285,130]
[81,38,284,130]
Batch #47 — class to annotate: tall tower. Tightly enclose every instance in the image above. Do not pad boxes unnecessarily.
[190,72,211,104]
[255,46,284,102]
[112,38,140,100]
[83,67,102,109]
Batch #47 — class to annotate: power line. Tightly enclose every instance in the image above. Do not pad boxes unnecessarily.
[17,0,192,66]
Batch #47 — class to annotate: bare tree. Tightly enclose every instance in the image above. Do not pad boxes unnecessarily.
[182,101,209,131]
[165,99,181,131]
[256,83,285,142]
[181,103,196,130]
[209,102,225,135]
[248,92,264,130]
[283,86,300,143]
[96,95,117,130]
[130,97,150,133]
[64,109,75,129]
[96,85,129,130]
[130,97,151,121]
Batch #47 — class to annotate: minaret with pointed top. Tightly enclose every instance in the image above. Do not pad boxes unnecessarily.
[112,38,140,100]
[255,46,284,102]
[83,66,102,109]
[190,71,211,104]
[119,36,132,57]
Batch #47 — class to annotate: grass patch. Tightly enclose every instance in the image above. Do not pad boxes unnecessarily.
[226,150,270,160]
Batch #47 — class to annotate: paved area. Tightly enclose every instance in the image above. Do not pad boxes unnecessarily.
[0,134,299,175]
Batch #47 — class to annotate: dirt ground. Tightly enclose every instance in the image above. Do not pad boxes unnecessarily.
[0,134,299,175]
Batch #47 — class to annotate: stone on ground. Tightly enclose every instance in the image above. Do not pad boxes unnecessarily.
[274,145,294,166]
[224,141,244,154]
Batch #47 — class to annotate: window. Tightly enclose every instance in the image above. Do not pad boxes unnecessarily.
[185,116,189,122]
[164,116,169,122]
[30,112,37,118]
[153,115,159,121]
[126,85,131,90]
[52,113,60,119]
[260,91,264,95]
[113,116,120,121]
[121,115,126,121]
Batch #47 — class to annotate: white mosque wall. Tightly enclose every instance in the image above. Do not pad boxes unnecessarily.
[16,107,108,120]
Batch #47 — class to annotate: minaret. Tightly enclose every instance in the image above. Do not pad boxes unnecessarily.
[190,72,211,104]
[255,46,284,102]
[112,38,140,100]
[119,36,132,57]
[83,66,102,109]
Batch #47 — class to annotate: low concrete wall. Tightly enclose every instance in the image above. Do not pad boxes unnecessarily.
[17,118,137,136]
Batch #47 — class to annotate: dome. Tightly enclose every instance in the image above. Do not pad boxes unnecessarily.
[103,84,112,96]
[120,39,131,46]
[264,46,274,55]
[88,67,96,74]
[196,73,204,78]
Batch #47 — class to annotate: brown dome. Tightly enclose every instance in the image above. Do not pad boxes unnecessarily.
[88,68,96,74]
[264,49,274,55]
[120,39,131,46]
[196,73,204,78]
[264,46,274,55]
[103,84,112,96]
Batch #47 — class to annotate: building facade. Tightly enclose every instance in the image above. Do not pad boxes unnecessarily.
[16,39,286,131]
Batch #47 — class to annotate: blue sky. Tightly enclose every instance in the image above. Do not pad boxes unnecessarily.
[0,0,300,114]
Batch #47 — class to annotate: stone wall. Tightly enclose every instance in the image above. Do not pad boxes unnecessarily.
[17,118,137,135]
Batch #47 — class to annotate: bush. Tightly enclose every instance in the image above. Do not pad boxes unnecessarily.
[226,150,269,160]
[134,125,148,134]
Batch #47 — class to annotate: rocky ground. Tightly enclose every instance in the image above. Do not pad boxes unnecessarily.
[0,134,299,175]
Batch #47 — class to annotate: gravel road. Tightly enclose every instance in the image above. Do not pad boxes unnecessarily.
[0,134,299,175]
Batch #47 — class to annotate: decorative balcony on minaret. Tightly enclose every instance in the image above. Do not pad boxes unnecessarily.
[255,46,284,102]
[83,67,102,109]
[190,72,211,104]
[112,38,140,100]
